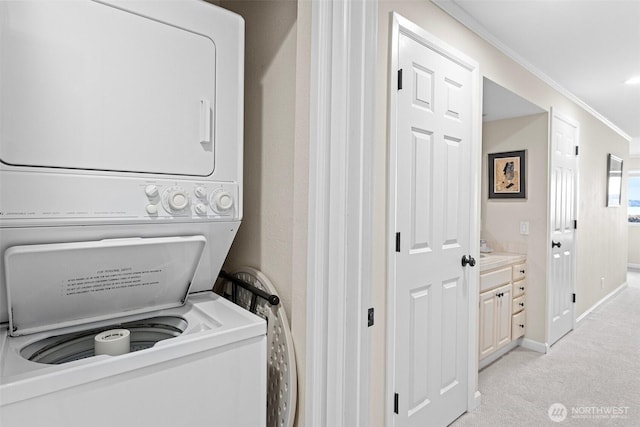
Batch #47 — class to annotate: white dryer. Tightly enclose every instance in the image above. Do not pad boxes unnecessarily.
[0,1,265,426]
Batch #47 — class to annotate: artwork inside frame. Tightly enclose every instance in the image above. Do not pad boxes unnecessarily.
[606,153,623,207]
[488,150,526,199]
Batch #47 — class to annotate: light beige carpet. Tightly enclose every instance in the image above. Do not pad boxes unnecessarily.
[452,270,640,426]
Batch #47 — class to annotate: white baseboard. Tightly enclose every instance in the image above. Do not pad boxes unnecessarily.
[576,282,628,325]
[478,339,520,370]
[628,263,640,270]
[470,390,481,411]
[520,338,548,354]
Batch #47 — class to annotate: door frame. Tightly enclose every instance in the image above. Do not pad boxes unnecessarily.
[546,108,579,347]
[305,0,377,426]
[385,12,482,426]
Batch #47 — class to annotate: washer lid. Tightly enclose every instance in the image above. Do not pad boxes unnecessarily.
[5,236,207,336]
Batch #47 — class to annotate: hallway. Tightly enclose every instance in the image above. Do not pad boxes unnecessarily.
[452,270,640,426]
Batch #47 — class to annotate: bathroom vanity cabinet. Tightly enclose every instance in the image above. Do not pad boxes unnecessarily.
[478,254,526,365]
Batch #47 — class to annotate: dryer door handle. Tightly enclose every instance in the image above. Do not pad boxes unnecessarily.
[200,99,211,144]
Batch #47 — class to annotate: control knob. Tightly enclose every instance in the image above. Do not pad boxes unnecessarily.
[145,185,159,198]
[195,203,208,216]
[162,186,191,214]
[194,186,207,199]
[146,204,158,215]
[211,190,234,213]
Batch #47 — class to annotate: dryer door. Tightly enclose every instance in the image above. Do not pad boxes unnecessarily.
[0,1,216,177]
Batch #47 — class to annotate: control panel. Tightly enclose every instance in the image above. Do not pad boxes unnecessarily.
[0,171,240,224]
[145,183,237,218]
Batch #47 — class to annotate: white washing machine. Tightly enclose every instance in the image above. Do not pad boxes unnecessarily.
[0,1,266,426]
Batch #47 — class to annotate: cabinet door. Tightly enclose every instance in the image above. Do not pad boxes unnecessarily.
[479,291,497,359]
[496,284,512,349]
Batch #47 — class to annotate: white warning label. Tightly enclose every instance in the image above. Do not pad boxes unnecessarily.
[64,267,161,296]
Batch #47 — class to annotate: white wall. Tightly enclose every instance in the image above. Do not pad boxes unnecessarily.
[482,113,549,343]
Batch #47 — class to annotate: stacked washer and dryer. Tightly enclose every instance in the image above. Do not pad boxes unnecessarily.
[0,1,266,426]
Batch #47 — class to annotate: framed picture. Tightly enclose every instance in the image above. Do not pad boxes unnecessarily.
[606,153,623,207]
[488,150,526,199]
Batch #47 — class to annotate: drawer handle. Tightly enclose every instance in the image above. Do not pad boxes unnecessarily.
[495,292,504,298]
[519,324,525,328]
[519,269,525,274]
[519,302,524,307]
[519,286,525,291]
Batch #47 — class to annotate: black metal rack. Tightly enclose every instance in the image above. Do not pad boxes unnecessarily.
[218,270,280,313]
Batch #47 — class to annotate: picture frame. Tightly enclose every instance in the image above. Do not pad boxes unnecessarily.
[488,150,526,199]
[606,153,623,207]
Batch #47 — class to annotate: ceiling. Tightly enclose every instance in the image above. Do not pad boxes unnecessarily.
[434,0,640,153]
[483,78,544,122]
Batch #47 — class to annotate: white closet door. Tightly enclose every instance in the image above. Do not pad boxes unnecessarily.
[391,27,475,427]
[548,110,578,346]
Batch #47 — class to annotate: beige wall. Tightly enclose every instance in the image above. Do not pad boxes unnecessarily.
[374,1,630,424]
[219,0,298,319]
[482,113,549,343]
[628,156,640,267]
[217,1,309,425]
[574,116,629,314]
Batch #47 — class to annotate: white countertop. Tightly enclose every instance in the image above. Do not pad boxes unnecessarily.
[478,252,526,272]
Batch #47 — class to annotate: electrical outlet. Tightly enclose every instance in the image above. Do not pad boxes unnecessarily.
[519,221,529,235]
[600,277,605,289]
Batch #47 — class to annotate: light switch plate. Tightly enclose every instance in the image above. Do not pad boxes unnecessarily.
[520,221,529,235]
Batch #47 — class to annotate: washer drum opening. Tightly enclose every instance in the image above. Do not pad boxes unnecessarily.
[20,316,187,365]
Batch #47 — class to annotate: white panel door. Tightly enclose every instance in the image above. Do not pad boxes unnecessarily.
[548,110,578,346]
[392,30,474,427]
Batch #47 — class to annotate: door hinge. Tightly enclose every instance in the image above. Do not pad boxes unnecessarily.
[394,393,399,414]
[573,219,577,229]
[397,69,403,90]
[572,293,576,303]
[395,232,401,252]
[575,146,579,155]
[368,307,375,327]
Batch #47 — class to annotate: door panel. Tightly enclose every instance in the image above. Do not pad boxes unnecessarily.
[410,130,434,252]
[443,137,462,246]
[441,278,461,392]
[408,284,431,414]
[393,31,473,427]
